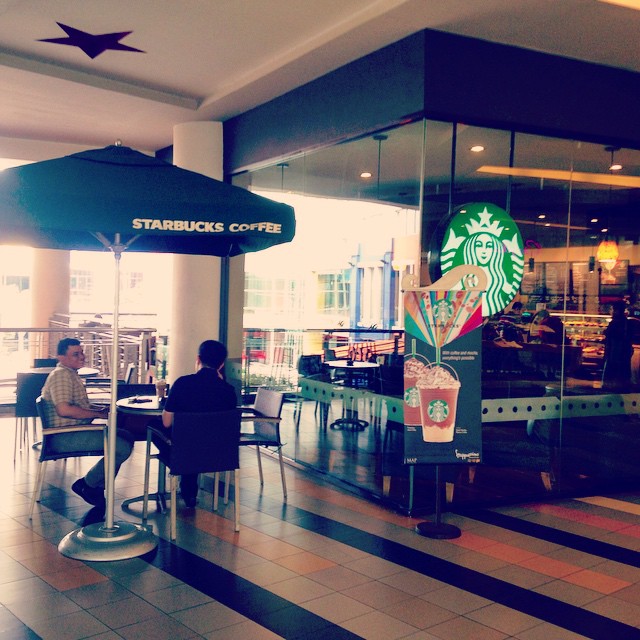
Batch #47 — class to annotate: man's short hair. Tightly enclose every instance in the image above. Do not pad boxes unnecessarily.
[198,340,227,368]
[57,337,81,355]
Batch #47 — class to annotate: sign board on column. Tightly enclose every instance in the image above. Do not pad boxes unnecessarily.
[403,265,485,466]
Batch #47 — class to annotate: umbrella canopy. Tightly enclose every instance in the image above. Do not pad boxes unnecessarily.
[0,144,295,256]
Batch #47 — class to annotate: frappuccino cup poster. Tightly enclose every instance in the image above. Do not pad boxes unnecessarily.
[403,288,483,465]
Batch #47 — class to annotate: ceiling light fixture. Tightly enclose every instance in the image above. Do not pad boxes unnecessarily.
[372,134,388,200]
[360,171,372,179]
[470,145,485,153]
[537,214,546,219]
[605,145,623,171]
[476,165,640,188]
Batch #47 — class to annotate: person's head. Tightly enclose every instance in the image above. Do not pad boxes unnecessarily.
[57,337,85,370]
[197,340,227,372]
[512,301,523,314]
[611,301,626,318]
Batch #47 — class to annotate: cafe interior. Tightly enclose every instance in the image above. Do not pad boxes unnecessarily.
[4,5,640,638]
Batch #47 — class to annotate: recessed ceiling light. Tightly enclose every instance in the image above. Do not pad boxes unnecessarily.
[591,218,599,223]
[609,163,623,171]
[538,214,546,219]
[544,223,551,227]
[470,145,485,153]
[601,227,609,233]
[360,171,372,179]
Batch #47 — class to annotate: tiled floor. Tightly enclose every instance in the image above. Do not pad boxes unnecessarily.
[3,411,640,639]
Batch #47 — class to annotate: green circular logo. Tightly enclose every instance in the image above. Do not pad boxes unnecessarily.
[405,386,420,408]
[440,203,524,316]
[428,399,449,423]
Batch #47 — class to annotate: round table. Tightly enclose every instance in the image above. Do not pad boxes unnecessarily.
[22,366,100,377]
[324,361,379,430]
[116,395,163,416]
[116,395,166,511]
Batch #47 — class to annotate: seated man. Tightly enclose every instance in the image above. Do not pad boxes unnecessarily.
[160,339,238,507]
[41,337,134,508]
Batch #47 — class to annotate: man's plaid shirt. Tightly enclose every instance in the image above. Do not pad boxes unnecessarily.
[41,364,92,428]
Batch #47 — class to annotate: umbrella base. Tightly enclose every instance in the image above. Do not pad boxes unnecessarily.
[58,520,157,561]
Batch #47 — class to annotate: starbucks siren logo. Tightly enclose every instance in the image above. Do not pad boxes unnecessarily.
[428,399,449,423]
[405,386,420,408]
[440,203,524,317]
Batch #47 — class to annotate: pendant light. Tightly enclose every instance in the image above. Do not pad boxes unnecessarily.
[596,146,620,272]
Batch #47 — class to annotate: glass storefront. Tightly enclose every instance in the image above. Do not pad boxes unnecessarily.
[233,117,640,510]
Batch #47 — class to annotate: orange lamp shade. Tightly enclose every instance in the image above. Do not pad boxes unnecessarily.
[596,239,619,265]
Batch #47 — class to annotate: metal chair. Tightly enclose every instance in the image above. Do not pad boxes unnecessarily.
[240,388,287,499]
[29,396,108,518]
[14,371,49,461]
[142,409,241,539]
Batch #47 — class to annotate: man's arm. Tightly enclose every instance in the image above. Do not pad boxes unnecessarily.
[56,401,107,421]
[162,409,173,428]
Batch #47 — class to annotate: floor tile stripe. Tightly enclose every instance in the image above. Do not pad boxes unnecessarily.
[248,495,640,639]
[462,507,640,567]
[577,495,640,516]
[145,539,363,640]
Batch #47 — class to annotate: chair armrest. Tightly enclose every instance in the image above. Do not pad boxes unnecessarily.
[42,423,106,436]
[147,424,172,446]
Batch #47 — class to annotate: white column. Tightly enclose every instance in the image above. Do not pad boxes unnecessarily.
[170,122,223,381]
[31,249,70,358]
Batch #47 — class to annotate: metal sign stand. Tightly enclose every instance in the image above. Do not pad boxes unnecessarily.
[415,465,461,539]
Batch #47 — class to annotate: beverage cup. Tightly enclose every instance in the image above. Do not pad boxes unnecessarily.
[416,363,460,443]
[404,355,428,426]
[418,386,460,442]
[155,379,167,399]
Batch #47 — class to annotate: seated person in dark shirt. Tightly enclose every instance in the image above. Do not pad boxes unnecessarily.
[160,340,238,507]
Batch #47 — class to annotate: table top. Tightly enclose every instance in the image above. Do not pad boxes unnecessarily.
[325,360,379,369]
[20,366,100,377]
[116,395,163,415]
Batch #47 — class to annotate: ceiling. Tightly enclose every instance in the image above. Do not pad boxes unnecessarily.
[1,0,640,166]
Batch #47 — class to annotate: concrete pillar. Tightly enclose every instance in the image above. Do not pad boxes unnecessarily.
[31,249,70,358]
[169,122,244,381]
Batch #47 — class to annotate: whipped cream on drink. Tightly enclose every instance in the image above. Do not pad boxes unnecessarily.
[416,365,461,390]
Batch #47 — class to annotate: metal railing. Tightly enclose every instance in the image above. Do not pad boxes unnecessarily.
[0,326,155,388]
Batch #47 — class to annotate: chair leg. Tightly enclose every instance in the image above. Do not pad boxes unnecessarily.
[170,475,177,540]
[234,468,240,532]
[142,438,152,523]
[255,446,264,486]
[29,460,46,519]
[277,447,287,500]
[213,472,220,510]
[224,470,230,504]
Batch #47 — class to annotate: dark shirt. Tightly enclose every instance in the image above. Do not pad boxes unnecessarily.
[164,367,237,414]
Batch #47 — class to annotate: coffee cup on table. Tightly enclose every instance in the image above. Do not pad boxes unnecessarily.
[155,379,167,400]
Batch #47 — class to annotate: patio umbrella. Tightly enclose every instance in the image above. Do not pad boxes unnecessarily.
[0,144,295,560]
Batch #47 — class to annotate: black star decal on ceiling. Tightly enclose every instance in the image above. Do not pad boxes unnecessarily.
[39,22,145,59]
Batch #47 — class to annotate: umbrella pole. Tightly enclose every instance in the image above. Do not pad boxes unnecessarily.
[58,235,157,561]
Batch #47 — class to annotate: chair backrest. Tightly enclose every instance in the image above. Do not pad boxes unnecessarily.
[33,358,58,368]
[15,372,49,418]
[247,388,284,444]
[297,355,323,377]
[168,409,241,476]
[253,388,284,419]
[124,363,137,383]
[116,383,156,399]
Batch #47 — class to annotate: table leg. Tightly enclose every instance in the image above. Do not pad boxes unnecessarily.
[122,462,169,513]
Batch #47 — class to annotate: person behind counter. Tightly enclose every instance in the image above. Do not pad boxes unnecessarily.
[602,301,633,390]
